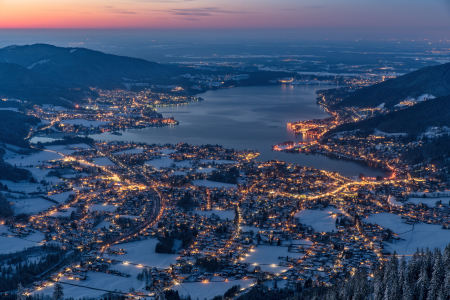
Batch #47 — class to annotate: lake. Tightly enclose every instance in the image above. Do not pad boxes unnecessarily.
[89,85,385,177]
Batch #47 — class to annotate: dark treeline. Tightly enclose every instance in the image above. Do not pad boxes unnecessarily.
[0,246,66,293]
[0,193,14,220]
[208,166,240,184]
[327,95,450,138]
[0,148,32,182]
[195,257,230,273]
[177,191,197,211]
[0,110,40,147]
[37,136,95,148]
[155,223,199,254]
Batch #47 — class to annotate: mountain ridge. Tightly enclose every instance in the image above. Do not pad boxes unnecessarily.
[335,62,450,109]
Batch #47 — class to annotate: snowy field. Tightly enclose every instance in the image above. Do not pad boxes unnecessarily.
[1,181,45,194]
[11,198,55,215]
[388,195,404,206]
[145,157,193,170]
[106,238,179,268]
[113,148,144,155]
[30,136,59,144]
[50,207,77,218]
[242,245,306,273]
[48,191,75,203]
[364,212,450,255]
[0,237,42,254]
[0,229,44,254]
[195,208,235,220]
[294,207,343,233]
[173,279,255,300]
[45,144,91,155]
[88,204,118,212]
[195,167,217,174]
[157,149,177,155]
[35,271,143,299]
[4,150,63,166]
[95,220,114,229]
[33,282,107,300]
[23,166,62,183]
[90,157,116,167]
[192,180,237,189]
[61,119,110,127]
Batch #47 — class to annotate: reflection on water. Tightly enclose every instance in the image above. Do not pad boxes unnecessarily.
[87,85,385,177]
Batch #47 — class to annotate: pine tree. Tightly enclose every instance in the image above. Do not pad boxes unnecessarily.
[52,282,64,300]
[442,267,450,299]
[417,265,430,300]
[402,279,413,300]
[373,264,385,300]
[16,283,25,300]
[427,251,444,300]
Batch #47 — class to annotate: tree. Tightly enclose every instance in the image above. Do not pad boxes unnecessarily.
[52,282,64,300]
[16,283,25,300]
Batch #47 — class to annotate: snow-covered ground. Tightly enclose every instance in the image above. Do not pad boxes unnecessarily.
[45,144,91,155]
[294,207,343,233]
[35,271,143,299]
[106,238,179,268]
[173,279,255,300]
[145,157,193,170]
[242,245,307,273]
[1,181,44,194]
[195,208,235,220]
[50,207,77,218]
[192,180,237,189]
[0,236,42,254]
[364,212,450,255]
[4,150,63,166]
[30,136,59,144]
[61,119,110,127]
[364,213,412,233]
[157,149,177,155]
[33,281,107,300]
[195,167,217,174]
[11,198,55,215]
[388,195,404,206]
[48,191,75,203]
[90,157,116,167]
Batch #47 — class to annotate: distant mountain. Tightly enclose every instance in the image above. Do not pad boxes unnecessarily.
[0,44,193,106]
[0,44,290,107]
[327,95,450,137]
[335,63,450,108]
[0,62,85,106]
[0,44,181,89]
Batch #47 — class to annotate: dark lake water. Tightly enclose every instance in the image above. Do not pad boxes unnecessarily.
[89,85,385,177]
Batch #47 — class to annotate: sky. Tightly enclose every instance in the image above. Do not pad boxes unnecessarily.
[0,0,450,33]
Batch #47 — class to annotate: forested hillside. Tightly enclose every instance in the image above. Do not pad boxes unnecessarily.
[335,62,450,108]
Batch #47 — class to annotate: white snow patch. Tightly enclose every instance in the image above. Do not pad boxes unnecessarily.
[294,207,343,233]
[27,59,50,69]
